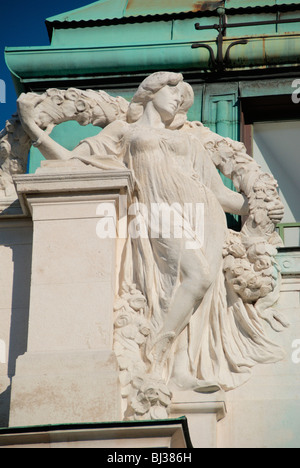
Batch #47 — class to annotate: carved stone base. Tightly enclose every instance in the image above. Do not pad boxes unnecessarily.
[1,418,192,448]
[170,390,226,448]
[9,351,121,427]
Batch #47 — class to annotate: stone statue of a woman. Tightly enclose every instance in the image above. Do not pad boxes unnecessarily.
[15,72,286,417]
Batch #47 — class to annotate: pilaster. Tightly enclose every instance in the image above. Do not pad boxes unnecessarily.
[9,164,134,427]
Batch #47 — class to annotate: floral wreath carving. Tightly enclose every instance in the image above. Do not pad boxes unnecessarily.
[0,88,128,203]
[202,132,288,331]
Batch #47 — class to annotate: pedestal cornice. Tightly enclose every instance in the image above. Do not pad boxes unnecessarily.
[13,169,134,217]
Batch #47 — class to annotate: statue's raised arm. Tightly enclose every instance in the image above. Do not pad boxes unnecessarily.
[0,87,129,207]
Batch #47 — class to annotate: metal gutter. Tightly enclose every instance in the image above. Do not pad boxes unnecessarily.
[5,34,300,88]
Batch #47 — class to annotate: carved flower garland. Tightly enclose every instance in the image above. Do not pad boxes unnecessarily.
[0,88,129,206]
[223,231,280,303]
[34,88,128,134]
[114,284,172,421]
[204,137,285,320]
[0,115,31,198]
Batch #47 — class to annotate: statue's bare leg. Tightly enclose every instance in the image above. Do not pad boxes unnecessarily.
[150,246,214,376]
[149,222,225,391]
[161,247,213,336]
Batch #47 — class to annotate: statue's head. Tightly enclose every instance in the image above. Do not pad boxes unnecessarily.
[127,71,194,128]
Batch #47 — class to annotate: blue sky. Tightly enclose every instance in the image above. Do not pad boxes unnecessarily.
[0,1,93,130]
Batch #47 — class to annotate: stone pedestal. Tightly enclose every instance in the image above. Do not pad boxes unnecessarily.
[9,166,134,427]
[0,418,192,448]
[170,390,226,448]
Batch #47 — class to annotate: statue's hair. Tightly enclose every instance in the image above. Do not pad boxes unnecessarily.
[132,72,183,103]
[127,72,186,124]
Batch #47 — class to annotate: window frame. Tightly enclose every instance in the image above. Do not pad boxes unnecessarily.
[240,94,300,247]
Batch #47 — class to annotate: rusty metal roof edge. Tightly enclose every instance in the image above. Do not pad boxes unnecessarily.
[45,10,218,39]
[46,2,300,28]
[46,12,216,31]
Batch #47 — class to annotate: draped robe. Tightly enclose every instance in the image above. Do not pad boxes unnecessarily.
[73,120,285,391]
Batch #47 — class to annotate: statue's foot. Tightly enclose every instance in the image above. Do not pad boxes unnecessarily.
[170,373,221,394]
[193,380,221,394]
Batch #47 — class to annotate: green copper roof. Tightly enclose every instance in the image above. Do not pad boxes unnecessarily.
[6,0,300,94]
[46,0,300,23]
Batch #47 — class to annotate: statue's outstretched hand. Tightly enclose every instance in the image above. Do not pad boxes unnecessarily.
[267,199,285,225]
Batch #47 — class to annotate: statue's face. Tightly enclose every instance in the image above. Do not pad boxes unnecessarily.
[152,84,182,122]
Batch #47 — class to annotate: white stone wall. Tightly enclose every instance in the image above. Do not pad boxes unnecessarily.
[0,219,32,427]
[218,275,300,448]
